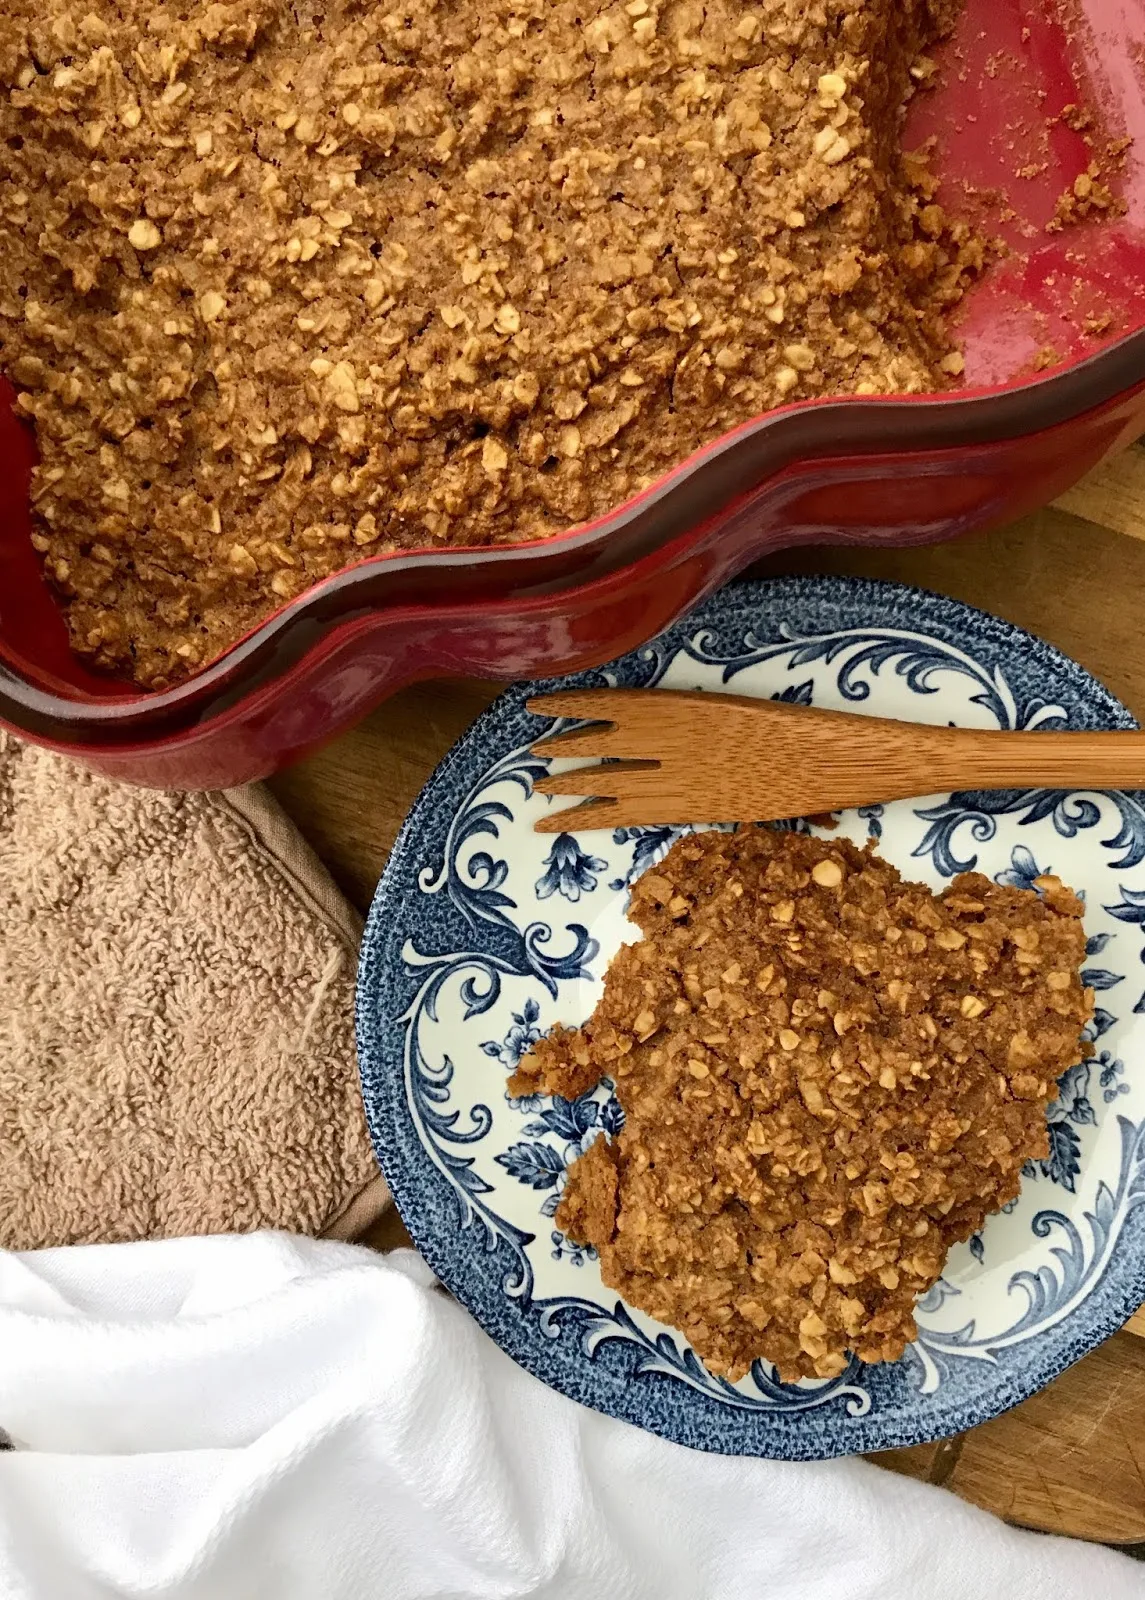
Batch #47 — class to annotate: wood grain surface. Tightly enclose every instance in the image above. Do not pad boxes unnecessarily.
[270,438,1145,1547]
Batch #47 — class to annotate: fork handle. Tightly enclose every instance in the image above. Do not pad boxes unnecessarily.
[845,723,1145,796]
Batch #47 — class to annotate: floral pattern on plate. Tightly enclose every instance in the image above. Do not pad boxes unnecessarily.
[357,577,1145,1458]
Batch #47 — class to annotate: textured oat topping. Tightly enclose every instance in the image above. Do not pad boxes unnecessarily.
[0,0,982,687]
[1046,161,1122,234]
[511,830,1092,1382]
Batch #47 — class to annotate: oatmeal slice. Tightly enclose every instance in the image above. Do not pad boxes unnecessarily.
[511,829,1092,1382]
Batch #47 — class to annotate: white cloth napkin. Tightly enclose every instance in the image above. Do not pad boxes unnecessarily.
[0,1233,1140,1600]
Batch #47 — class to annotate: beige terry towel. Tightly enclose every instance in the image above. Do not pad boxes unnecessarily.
[0,732,389,1249]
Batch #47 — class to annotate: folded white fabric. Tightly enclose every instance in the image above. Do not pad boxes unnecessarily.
[0,1234,1140,1600]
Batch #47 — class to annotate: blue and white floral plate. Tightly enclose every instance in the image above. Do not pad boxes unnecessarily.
[357,577,1145,1459]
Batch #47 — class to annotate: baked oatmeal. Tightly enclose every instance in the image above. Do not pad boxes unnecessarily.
[0,0,984,687]
[510,829,1092,1382]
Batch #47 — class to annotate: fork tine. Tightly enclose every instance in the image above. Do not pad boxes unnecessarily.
[532,759,660,798]
[533,797,622,833]
[530,724,619,759]
[528,690,667,761]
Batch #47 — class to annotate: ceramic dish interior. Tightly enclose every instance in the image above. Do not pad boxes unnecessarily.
[1,0,1144,787]
[357,576,1145,1459]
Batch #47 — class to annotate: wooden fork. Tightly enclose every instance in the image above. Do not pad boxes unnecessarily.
[526,689,1145,832]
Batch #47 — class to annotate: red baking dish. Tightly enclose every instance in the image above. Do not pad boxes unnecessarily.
[2,0,1145,789]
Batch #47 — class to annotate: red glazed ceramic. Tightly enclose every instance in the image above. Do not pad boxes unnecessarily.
[2,0,1144,788]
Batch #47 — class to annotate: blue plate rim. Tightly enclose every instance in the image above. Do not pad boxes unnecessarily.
[356,574,1145,1458]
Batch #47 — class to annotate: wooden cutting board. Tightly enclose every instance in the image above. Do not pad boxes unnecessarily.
[270,440,1145,1548]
